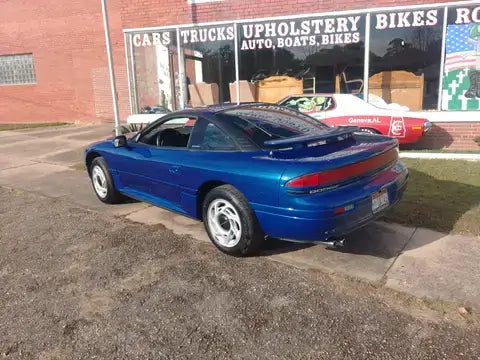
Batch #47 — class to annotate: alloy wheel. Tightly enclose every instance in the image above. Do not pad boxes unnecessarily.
[207,199,242,248]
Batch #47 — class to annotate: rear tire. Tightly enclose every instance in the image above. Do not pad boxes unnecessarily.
[90,157,123,204]
[203,185,264,256]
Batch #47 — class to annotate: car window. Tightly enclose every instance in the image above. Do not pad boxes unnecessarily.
[189,118,237,151]
[281,96,335,112]
[137,117,196,148]
[217,104,329,149]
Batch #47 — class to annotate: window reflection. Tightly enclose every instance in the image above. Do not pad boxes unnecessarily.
[368,9,444,110]
[132,31,179,112]
[237,16,366,104]
[179,25,235,107]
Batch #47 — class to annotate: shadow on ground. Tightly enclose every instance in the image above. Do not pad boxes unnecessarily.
[258,222,420,260]
[401,124,454,150]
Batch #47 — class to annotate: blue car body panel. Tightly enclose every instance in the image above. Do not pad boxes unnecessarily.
[85,106,407,242]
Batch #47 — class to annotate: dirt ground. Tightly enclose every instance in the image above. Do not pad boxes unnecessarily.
[1,187,479,360]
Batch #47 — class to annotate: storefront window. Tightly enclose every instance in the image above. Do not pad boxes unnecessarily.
[130,30,180,113]
[237,16,366,103]
[368,8,444,110]
[442,5,480,110]
[125,4,480,114]
[178,25,235,107]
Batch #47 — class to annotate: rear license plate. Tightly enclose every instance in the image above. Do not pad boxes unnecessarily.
[372,189,389,214]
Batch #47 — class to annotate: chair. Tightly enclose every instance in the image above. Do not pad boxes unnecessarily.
[341,72,364,94]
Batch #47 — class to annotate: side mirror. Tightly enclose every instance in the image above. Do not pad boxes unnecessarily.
[113,135,127,148]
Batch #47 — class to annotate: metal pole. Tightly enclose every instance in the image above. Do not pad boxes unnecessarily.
[176,28,186,110]
[123,33,133,115]
[234,23,240,105]
[363,13,371,101]
[101,0,121,136]
[129,33,138,113]
[437,6,449,111]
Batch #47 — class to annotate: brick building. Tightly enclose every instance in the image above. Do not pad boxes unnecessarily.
[0,0,479,149]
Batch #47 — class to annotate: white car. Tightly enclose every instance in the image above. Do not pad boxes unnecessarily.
[278,93,432,144]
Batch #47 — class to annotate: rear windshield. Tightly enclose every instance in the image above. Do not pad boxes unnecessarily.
[218,105,329,148]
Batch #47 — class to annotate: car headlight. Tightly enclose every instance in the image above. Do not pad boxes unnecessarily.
[423,121,432,134]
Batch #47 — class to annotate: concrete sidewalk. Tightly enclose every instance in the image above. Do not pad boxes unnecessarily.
[1,124,479,310]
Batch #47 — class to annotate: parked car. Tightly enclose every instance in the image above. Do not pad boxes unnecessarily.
[85,104,408,256]
[125,105,172,131]
[278,94,432,144]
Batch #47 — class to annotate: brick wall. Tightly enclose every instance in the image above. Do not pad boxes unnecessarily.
[410,122,480,151]
[119,0,454,29]
[0,0,478,150]
[0,0,129,124]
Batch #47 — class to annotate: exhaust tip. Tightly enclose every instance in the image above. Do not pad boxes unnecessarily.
[320,236,347,248]
[332,237,346,248]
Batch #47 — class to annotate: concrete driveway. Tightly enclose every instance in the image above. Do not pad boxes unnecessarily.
[0,124,479,310]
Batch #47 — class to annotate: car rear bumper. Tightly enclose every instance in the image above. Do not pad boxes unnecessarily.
[252,163,408,242]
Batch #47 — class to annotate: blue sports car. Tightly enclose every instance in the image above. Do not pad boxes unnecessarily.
[85,104,408,256]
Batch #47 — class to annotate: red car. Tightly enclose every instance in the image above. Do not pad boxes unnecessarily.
[278,94,432,144]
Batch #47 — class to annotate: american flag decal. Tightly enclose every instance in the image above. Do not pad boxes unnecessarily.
[444,24,476,72]
[441,23,480,111]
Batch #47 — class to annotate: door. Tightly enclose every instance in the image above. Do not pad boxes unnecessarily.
[113,116,196,207]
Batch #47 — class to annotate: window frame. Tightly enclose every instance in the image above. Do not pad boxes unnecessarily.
[134,114,198,149]
[0,53,36,86]
[189,117,240,152]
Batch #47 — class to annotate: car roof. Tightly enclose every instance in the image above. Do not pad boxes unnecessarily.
[170,102,277,117]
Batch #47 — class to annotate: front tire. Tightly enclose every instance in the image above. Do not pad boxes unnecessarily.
[203,185,264,256]
[90,157,123,204]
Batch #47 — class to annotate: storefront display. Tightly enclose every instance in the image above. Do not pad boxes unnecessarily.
[125,3,480,116]
[238,15,365,102]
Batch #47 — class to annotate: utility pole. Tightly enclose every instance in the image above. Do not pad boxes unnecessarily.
[100,0,121,136]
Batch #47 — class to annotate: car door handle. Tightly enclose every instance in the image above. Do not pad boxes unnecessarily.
[169,166,180,175]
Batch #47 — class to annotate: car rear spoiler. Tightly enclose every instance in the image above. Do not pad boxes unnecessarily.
[263,126,360,149]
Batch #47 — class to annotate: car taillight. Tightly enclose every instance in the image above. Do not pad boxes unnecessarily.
[287,173,322,187]
[286,171,347,187]
[286,148,398,188]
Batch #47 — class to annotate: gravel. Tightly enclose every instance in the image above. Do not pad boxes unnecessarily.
[0,187,479,360]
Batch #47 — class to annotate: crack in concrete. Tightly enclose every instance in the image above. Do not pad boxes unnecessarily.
[380,227,418,285]
[0,161,40,172]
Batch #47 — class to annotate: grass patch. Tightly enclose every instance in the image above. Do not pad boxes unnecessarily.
[385,159,480,236]
[0,122,70,131]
